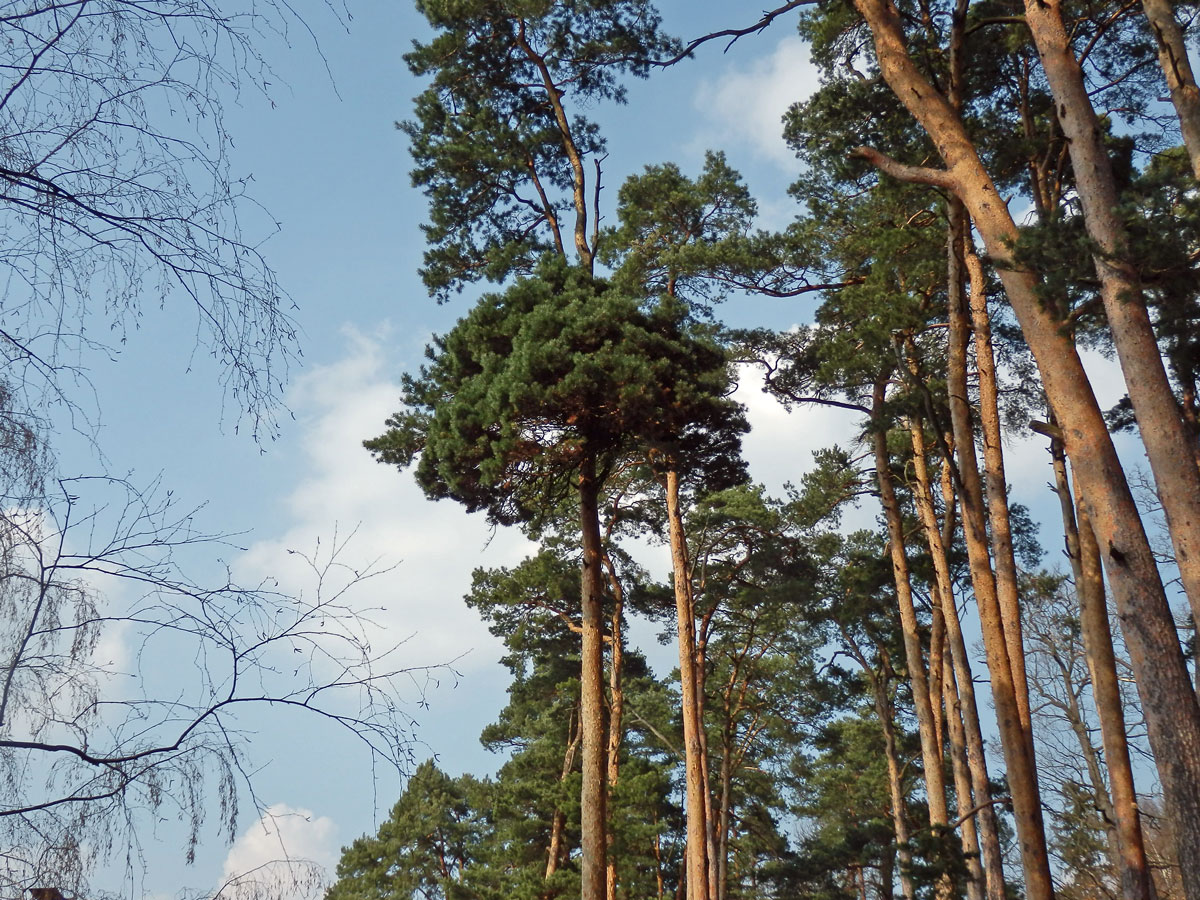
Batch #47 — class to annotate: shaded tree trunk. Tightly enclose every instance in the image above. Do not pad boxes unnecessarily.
[546,709,582,883]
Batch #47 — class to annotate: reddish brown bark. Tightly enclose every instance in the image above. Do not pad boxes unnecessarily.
[666,468,710,900]
[871,380,951,835]
[1023,0,1200,631]
[846,5,1200,892]
[937,459,1007,900]
[579,455,608,900]
[964,248,1032,739]
[1049,434,1156,900]
[1141,0,1200,181]
[942,652,984,900]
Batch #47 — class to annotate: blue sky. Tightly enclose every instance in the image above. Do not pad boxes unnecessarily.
[59,3,1153,897]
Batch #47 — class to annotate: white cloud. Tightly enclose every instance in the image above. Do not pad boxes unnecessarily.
[693,35,822,169]
[218,804,337,900]
[235,328,533,674]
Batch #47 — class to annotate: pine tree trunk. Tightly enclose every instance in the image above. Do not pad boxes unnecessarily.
[666,468,710,900]
[907,417,984,900]
[1050,435,1156,900]
[605,571,625,900]
[938,457,1007,900]
[965,247,1033,738]
[849,4,1200,891]
[877,684,916,900]
[547,711,582,883]
[1141,0,1200,181]
[1023,0,1200,629]
[717,729,732,900]
[579,455,608,900]
[846,621,916,900]
[943,652,984,900]
[871,380,952,838]
[943,200,1056,900]
[695,639,719,900]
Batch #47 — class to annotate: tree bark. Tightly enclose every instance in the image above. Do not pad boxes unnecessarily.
[666,468,710,900]
[546,710,582,883]
[605,568,625,900]
[1141,0,1200,181]
[845,622,916,900]
[1023,0,1200,629]
[849,2,1200,891]
[937,457,1007,900]
[941,199,1056,900]
[964,247,1033,739]
[871,379,952,838]
[907,416,984,900]
[1050,433,1156,900]
[943,651,984,900]
[579,454,608,900]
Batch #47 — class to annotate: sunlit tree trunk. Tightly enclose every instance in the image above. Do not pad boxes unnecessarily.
[1049,433,1156,900]
[964,248,1033,737]
[937,458,1007,900]
[940,200,1055,899]
[603,553,626,900]
[943,651,984,900]
[907,416,985,900]
[1141,0,1200,181]
[1023,0,1200,635]
[666,468,710,900]
[843,19,1200,867]
[871,380,952,843]
[580,454,609,900]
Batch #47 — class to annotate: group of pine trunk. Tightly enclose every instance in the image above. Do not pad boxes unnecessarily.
[437,2,1200,897]
[843,0,1200,897]
[578,0,1200,894]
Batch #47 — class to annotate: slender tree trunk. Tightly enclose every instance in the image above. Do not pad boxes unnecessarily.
[871,380,952,837]
[547,710,582,883]
[943,652,985,900]
[579,455,608,900]
[929,598,947,757]
[1023,0,1200,627]
[606,581,625,900]
[1141,0,1200,181]
[872,653,917,900]
[848,4,1200,889]
[908,416,983,900]
[965,247,1033,738]
[717,728,732,900]
[666,468,710,900]
[654,819,665,900]
[938,457,1007,900]
[695,640,719,900]
[1050,434,1156,900]
[943,200,1056,899]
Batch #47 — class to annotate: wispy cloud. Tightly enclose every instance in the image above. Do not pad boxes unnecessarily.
[218,804,338,900]
[235,327,534,674]
[692,35,822,170]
